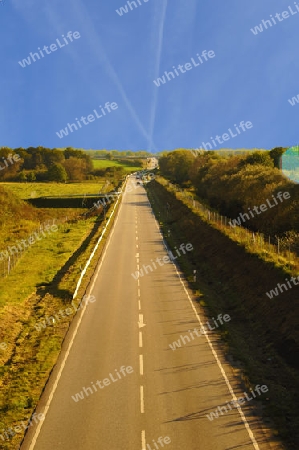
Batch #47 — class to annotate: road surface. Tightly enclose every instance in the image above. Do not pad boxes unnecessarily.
[21,177,278,450]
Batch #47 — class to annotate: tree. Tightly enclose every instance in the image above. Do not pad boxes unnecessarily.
[0,148,23,180]
[18,172,27,182]
[269,147,286,169]
[44,148,65,166]
[160,150,201,185]
[239,151,274,168]
[47,163,68,182]
[63,157,87,181]
[27,171,36,182]
[64,147,93,173]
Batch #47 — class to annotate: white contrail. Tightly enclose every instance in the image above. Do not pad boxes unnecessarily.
[148,0,168,153]
[71,0,159,149]
[55,0,157,148]
[12,0,157,149]
[156,0,198,143]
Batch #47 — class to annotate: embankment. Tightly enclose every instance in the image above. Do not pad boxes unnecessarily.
[147,179,299,449]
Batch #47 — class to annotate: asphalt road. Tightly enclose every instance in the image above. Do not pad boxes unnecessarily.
[21,177,280,450]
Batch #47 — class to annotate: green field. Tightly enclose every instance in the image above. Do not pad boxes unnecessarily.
[92,159,141,172]
[0,182,109,200]
[0,218,97,306]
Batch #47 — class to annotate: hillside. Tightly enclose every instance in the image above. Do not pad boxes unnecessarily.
[0,185,44,245]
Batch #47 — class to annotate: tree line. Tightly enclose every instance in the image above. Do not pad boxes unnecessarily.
[158,148,299,242]
[0,147,127,183]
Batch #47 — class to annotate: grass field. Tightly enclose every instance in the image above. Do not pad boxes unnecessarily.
[92,159,141,172]
[0,160,141,201]
[0,217,97,306]
[0,182,109,200]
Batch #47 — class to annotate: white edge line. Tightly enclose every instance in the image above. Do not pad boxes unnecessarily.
[149,194,260,450]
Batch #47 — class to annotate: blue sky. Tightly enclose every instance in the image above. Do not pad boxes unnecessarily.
[1,0,299,153]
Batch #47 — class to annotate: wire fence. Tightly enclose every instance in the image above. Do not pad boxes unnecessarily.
[159,178,299,273]
[0,192,113,279]
[0,180,121,280]
[0,217,68,279]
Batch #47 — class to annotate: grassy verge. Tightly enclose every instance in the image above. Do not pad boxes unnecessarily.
[0,189,123,449]
[146,179,299,450]
[0,216,95,306]
[158,177,299,275]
